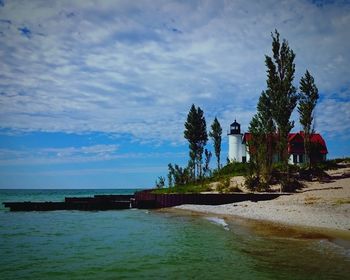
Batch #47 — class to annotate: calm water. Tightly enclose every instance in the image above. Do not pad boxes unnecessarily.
[0,189,349,280]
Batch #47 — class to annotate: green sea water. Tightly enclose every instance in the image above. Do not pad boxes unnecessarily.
[0,189,349,279]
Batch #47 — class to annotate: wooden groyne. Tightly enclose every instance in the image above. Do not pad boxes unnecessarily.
[3,194,133,211]
[3,191,288,211]
[134,191,286,209]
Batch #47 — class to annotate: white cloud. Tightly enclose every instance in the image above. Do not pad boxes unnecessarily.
[0,0,349,143]
[0,165,166,176]
[0,144,186,166]
[0,144,118,164]
[316,98,350,139]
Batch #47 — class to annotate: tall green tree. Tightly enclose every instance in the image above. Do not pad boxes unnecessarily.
[184,105,198,179]
[209,117,222,170]
[203,149,212,177]
[167,163,189,186]
[184,104,208,180]
[167,164,173,188]
[196,106,208,179]
[247,114,266,184]
[155,176,165,189]
[264,30,298,186]
[251,91,276,183]
[298,70,319,169]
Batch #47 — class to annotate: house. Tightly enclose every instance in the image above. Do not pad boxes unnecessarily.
[228,120,328,164]
[287,132,327,164]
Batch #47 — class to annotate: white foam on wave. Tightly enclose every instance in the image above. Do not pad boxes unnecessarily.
[205,217,230,231]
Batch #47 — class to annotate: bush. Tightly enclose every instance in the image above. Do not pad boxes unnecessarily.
[315,160,340,171]
[216,182,225,193]
[244,175,269,192]
[216,177,230,193]
[281,178,304,192]
[226,183,242,193]
[298,164,332,182]
[298,168,312,181]
[216,177,242,193]
[333,157,350,164]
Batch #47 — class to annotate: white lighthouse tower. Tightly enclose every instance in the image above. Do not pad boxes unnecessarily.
[228,120,246,163]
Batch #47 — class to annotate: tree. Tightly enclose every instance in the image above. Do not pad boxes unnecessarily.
[155,176,165,189]
[168,163,190,186]
[264,30,298,188]
[203,149,212,177]
[298,70,319,169]
[209,117,222,170]
[196,106,208,179]
[184,105,198,179]
[167,164,173,188]
[187,157,195,182]
[247,114,266,186]
[248,91,276,184]
[184,104,208,180]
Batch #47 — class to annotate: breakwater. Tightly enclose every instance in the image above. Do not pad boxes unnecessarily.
[134,191,285,208]
[3,194,132,211]
[3,190,287,211]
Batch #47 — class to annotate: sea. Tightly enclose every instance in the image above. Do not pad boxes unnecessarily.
[0,189,349,280]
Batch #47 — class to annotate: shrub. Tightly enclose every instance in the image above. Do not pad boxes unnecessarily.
[315,160,340,171]
[245,174,270,192]
[226,183,242,193]
[282,178,304,192]
[216,182,225,193]
[216,177,230,193]
[335,157,350,163]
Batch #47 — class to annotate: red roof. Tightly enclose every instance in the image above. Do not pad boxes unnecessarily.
[242,133,252,143]
[243,131,328,154]
[308,133,328,154]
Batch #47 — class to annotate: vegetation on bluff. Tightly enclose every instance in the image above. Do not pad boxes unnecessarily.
[153,162,248,194]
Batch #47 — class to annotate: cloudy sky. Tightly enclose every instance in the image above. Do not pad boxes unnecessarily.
[0,0,349,189]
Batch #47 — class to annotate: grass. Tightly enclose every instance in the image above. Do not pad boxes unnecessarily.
[152,162,248,194]
[332,198,350,206]
[304,196,321,205]
[152,183,211,194]
[212,162,248,179]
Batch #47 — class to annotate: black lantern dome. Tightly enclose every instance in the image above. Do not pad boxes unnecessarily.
[229,119,241,135]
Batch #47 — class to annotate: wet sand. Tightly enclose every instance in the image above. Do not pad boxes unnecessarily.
[171,167,350,245]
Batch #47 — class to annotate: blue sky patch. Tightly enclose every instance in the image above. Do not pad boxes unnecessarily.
[18,26,31,38]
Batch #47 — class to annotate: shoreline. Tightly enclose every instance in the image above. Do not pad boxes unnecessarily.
[168,206,350,239]
[161,206,350,251]
[161,167,350,248]
[174,194,350,233]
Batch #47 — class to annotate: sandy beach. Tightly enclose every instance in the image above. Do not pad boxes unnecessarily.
[176,167,350,235]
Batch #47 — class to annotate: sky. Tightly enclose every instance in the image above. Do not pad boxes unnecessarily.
[0,0,349,189]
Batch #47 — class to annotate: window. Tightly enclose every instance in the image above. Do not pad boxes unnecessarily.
[299,154,304,163]
[293,154,297,164]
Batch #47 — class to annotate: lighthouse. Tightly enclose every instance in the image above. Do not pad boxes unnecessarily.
[228,120,246,163]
